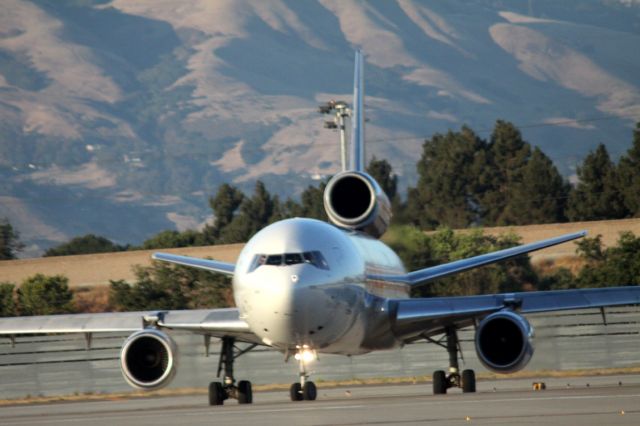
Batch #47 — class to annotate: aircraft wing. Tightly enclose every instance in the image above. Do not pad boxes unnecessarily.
[0,308,262,345]
[152,252,235,276]
[368,231,586,288]
[390,286,640,341]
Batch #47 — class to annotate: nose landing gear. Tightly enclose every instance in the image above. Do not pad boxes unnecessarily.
[429,327,476,395]
[208,336,257,405]
[290,346,317,401]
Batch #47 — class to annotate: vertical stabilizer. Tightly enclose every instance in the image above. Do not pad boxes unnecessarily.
[350,50,365,172]
[323,50,392,238]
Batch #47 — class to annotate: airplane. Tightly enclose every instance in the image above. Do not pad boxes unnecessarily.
[2,50,640,406]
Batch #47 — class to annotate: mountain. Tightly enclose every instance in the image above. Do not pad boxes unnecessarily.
[1,0,639,256]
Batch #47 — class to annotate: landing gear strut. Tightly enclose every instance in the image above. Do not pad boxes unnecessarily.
[209,336,257,405]
[290,346,317,401]
[429,327,476,395]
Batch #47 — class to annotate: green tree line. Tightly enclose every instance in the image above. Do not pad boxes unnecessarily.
[403,120,640,229]
[0,274,74,317]
[2,229,638,316]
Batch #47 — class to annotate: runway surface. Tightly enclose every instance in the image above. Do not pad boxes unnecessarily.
[3,375,640,426]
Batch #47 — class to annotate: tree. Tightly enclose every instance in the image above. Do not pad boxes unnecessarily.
[141,229,201,249]
[499,147,569,224]
[480,120,532,225]
[424,228,537,297]
[384,226,537,297]
[201,183,245,244]
[17,274,75,316]
[284,180,329,221]
[218,181,280,243]
[566,144,628,221]
[44,234,126,257]
[405,126,487,229]
[0,218,23,260]
[383,225,435,272]
[575,232,640,288]
[367,156,398,201]
[0,282,16,317]
[617,122,640,216]
[109,262,232,311]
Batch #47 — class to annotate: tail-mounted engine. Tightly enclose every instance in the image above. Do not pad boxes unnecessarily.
[474,310,534,373]
[120,329,178,391]
[323,171,391,238]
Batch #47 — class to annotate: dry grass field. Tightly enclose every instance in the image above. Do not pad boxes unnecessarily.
[0,244,243,288]
[1,219,639,289]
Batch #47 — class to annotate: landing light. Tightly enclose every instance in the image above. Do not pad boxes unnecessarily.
[294,350,316,363]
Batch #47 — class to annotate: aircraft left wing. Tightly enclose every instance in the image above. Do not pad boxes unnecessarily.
[0,308,262,345]
[152,252,235,275]
[368,231,586,288]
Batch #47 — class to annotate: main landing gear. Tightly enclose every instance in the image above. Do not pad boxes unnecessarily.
[289,346,317,401]
[209,336,257,405]
[429,327,476,395]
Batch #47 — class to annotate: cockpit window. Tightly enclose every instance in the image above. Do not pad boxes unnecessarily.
[285,253,303,265]
[248,251,329,272]
[303,251,329,270]
[265,254,283,265]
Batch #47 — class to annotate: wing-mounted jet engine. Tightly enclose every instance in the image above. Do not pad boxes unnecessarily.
[120,329,178,390]
[323,170,391,238]
[474,310,534,373]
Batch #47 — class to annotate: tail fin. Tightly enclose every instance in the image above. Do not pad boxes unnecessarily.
[323,50,392,237]
[350,50,365,172]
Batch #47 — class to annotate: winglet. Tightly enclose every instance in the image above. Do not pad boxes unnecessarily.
[350,49,365,172]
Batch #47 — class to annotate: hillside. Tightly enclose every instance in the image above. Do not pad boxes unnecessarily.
[1,1,639,255]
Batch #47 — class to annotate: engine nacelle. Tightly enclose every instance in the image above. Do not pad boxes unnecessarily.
[120,329,178,391]
[323,171,391,238]
[474,310,534,374]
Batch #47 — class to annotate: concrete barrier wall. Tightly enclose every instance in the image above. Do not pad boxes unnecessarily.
[2,307,639,400]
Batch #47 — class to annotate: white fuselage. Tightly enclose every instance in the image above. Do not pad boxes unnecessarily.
[232,218,408,355]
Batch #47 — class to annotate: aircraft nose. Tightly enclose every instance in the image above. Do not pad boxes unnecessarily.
[240,265,338,347]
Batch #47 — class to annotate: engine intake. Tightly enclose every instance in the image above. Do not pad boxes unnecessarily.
[323,171,391,237]
[474,310,534,373]
[120,329,178,390]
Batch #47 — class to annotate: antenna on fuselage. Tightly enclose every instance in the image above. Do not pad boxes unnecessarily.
[350,49,365,172]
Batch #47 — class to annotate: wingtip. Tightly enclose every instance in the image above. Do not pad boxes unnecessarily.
[151,252,165,260]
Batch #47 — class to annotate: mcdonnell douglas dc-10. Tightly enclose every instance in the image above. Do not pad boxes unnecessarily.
[2,51,640,406]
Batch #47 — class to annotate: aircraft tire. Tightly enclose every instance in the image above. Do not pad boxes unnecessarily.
[290,382,303,401]
[209,382,224,405]
[433,370,447,395]
[303,381,317,401]
[462,369,476,393]
[238,380,253,404]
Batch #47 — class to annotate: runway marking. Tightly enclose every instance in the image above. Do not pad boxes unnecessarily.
[4,392,640,425]
[1,404,368,425]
